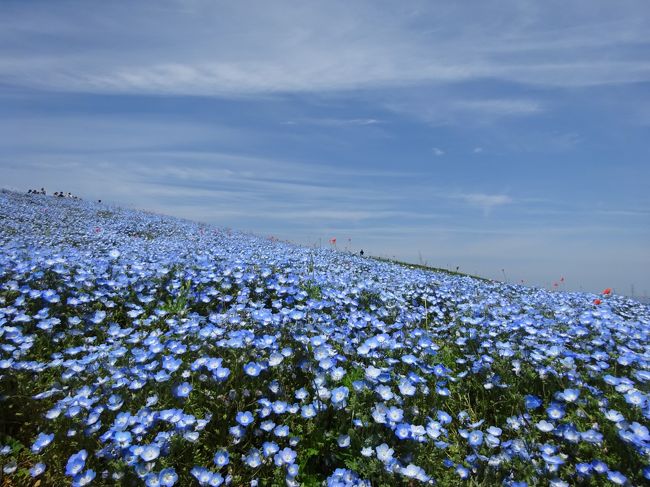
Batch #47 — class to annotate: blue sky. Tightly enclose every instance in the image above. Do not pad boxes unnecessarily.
[1,0,649,296]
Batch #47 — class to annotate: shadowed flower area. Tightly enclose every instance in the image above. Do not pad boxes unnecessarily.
[0,189,649,486]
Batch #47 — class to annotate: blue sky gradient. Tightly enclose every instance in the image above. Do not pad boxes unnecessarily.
[1,0,649,295]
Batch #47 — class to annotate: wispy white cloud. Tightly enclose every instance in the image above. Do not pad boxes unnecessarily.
[455,192,513,213]
[432,147,445,156]
[454,99,543,116]
[1,0,648,96]
[284,118,381,126]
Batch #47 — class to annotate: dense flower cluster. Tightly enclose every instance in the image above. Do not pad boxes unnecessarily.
[1,189,649,485]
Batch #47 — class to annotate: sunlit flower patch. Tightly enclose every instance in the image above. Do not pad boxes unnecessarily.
[1,189,649,485]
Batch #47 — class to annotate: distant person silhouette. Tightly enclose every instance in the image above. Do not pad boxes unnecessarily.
[360,249,364,256]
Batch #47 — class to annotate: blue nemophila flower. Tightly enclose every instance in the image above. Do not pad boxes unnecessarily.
[3,461,17,475]
[402,354,418,365]
[262,441,279,457]
[468,430,483,447]
[213,450,229,468]
[436,385,451,397]
[173,382,192,398]
[365,366,382,381]
[268,353,284,367]
[31,432,54,453]
[375,385,393,401]
[399,379,416,396]
[395,423,411,440]
[144,472,161,487]
[591,460,609,474]
[30,462,46,477]
[437,410,452,424]
[113,430,132,447]
[244,362,262,377]
[141,444,161,462]
[581,429,603,444]
[191,467,223,486]
[426,420,443,439]
[65,450,88,477]
[287,463,299,477]
[376,443,394,463]
[330,366,346,381]
[360,446,373,457]
[319,357,335,370]
[487,426,502,437]
[106,394,124,411]
[561,424,580,443]
[89,310,106,324]
[607,471,628,485]
[352,380,367,392]
[327,468,370,486]
[386,407,403,423]
[536,420,555,433]
[557,388,580,403]
[213,367,230,381]
[624,389,646,407]
[604,409,625,423]
[371,404,387,424]
[548,479,568,487]
[301,404,317,419]
[244,449,262,468]
[524,395,543,410]
[162,356,182,373]
[485,433,500,448]
[331,386,349,405]
[72,469,96,487]
[274,447,297,466]
[159,468,178,487]
[546,403,565,420]
[236,411,254,426]
[401,463,430,481]
[542,453,565,466]
[274,425,289,437]
[272,401,288,414]
[338,435,351,448]
[229,425,244,439]
[629,421,650,441]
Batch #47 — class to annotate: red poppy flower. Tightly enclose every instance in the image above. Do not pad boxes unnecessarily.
[593,298,602,305]
[602,288,612,295]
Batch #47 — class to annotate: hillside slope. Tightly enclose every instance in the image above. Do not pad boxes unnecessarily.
[1,189,648,486]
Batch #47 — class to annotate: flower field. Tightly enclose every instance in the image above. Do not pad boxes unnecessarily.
[1,189,649,486]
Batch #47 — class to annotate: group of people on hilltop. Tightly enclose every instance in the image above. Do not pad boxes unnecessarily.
[53,191,81,200]
[27,188,82,200]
